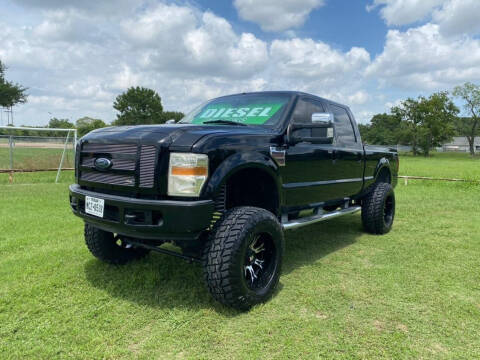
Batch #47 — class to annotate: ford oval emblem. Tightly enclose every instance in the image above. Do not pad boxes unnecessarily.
[94,157,112,171]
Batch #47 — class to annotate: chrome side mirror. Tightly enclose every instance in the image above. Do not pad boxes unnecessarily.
[288,112,335,145]
[311,112,333,124]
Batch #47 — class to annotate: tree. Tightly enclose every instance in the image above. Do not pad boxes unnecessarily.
[76,116,107,137]
[453,82,480,156]
[392,93,457,156]
[360,113,404,145]
[48,118,75,137]
[161,111,184,123]
[392,98,424,155]
[417,92,457,156]
[113,87,164,125]
[357,123,370,142]
[0,60,28,108]
[48,118,75,129]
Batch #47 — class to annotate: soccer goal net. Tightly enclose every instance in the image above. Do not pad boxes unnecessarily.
[0,126,77,183]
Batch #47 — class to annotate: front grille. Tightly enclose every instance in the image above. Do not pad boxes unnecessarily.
[79,142,158,189]
[82,143,137,155]
[81,171,135,186]
[139,145,156,188]
[81,157,136,171]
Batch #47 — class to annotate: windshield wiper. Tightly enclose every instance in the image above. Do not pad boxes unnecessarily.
[203,119,247,126]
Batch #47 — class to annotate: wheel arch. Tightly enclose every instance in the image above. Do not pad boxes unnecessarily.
[374,158,392,184]
[203,152,283,216]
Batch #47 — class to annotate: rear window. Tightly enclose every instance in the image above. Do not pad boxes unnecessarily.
[330,104,357,144]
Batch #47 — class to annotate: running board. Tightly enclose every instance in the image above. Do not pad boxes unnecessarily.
[282,206,362,231]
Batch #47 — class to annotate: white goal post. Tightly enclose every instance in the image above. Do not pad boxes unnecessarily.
[0,126,77,183]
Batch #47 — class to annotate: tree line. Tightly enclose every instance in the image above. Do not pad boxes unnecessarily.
[0,75,184,137]
[1,58,478,153]
[359,83,480,156]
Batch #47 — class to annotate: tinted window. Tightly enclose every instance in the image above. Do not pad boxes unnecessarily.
[330,105,356,144]
[292,98,327,138]
[179,93,291,127]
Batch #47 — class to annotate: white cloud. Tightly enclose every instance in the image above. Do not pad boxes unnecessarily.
[367,0,445,26]
[13,0,143,17]
[111,65,141,90]
[355,110,376,124]
[270,38,370,79]
[384,99,402,109]
[368,0,480,37]
[124,6,268,78]
[234,0,324,32]
[348,91,369,105]
[4,0,479,128]
[366,23,480,90]
[433,0,480,36]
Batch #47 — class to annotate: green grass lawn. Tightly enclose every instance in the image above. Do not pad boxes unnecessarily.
[1,161,479,358]
[399,152,480,180]
[0,147,75,170]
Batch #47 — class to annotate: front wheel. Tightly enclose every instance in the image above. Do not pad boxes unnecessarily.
[361,182,395,234]
[203,207,284,310]
[84,223,149,264]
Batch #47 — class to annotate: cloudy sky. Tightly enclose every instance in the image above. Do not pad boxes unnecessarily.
[1,0,480,126]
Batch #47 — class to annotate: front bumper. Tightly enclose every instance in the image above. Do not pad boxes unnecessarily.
[69,184,214,241]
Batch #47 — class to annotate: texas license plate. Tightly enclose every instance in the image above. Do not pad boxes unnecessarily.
[85,196,104,218]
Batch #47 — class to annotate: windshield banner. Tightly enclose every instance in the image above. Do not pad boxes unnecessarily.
[193,103,283,124]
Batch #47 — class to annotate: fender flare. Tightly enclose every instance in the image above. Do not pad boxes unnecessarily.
[203,151,284,208]
[374,158,392,183]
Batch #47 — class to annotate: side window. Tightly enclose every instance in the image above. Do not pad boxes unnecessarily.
[292,98,327,138]
[330,104,356,144]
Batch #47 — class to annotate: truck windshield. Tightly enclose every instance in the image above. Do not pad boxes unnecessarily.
[179,93,291,127]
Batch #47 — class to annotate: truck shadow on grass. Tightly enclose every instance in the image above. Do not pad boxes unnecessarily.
[84,216,362,314]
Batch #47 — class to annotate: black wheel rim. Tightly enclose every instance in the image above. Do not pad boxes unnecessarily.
[384,194,394,225]
[243,233,276,291]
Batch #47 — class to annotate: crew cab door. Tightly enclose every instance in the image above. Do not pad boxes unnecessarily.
[280,97,339,207]
[326,103,365,198]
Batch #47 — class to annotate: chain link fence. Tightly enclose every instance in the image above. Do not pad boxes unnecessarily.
[0,129,76,179]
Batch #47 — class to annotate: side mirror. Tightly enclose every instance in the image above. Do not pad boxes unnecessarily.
[165,119,176,124]
[288,112,334,145]
[311,112,333,124]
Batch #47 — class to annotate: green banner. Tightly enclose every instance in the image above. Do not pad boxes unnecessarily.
[193,103,283,125]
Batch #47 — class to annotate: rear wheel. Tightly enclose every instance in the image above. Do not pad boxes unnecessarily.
[84,223,149,264]
[203,207,284,310]
[361,182,395,234]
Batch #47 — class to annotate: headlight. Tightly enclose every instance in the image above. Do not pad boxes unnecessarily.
[168,153,209,197]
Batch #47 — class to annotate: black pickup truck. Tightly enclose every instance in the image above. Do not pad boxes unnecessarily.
[70,91,398,310]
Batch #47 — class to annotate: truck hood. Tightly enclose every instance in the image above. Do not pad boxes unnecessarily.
[81,124,275,151]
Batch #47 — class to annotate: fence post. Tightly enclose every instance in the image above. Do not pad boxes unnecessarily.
[55,130,70,184]
[73,129,77,157]
[9,135,13,170]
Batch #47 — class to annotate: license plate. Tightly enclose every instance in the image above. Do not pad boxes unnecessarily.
[85,196,104,218]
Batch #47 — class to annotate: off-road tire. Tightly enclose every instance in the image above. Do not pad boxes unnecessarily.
[84,223,149,265]
[361,182,395,234]
[203,207,284,310]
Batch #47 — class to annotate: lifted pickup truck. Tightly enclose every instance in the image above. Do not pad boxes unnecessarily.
[70,91,398,310]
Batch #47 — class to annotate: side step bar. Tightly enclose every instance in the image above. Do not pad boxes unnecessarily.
[125,239,202,263]
[282,206,362,231]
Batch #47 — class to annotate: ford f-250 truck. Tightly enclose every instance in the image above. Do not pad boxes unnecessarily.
[70,91,398,310]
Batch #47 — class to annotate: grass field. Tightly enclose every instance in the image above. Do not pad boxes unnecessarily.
[1,156,479,359]
[0,147,75,170]
[398,152,480,180]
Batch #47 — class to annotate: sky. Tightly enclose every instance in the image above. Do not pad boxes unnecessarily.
[1,0,480,126]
